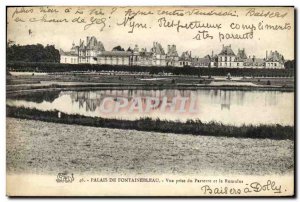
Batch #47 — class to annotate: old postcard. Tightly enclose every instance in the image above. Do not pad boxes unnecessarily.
[6,6,295,196]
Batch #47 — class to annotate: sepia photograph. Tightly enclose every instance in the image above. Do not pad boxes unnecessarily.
[5,4,295,197]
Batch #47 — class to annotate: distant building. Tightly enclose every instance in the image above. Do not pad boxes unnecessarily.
[97,51,131,66]
[166,45,180,67]
[60,42,79,64]
[137,47,154,66]
[192,55,211,68]
[130,42,167,66]
[235,49,248,68]
[265,50,285,69]
[150,42,167,66]
[217,45,236,68]
[60,49,78,64]
[210,45,284,69]
[179,51,192,67]
[78,36,105,64]
[60,37,285,69]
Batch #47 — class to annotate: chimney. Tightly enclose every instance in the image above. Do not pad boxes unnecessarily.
[172,45,176,51]
[211,51,214,57]
[87,36,90,44]
[190,51,192,57]
[266,50,268,59]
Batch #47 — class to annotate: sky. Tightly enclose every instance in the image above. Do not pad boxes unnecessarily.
[7,6,295,60]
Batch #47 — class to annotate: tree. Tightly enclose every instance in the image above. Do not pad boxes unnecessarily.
[6,44,60,62]
[284,60,294,69]
[112,46,125,51]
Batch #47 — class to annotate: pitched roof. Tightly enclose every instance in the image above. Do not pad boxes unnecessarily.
[236,49,247,60]
[266,51,284,62]
[60,50,77,56]
[151,42,165,55]
[78,36,105,51]
[218,45,235,56]
[244,57,265,65]
[180,51,192,61]
[192,57,210,66]
[167,45,179,57]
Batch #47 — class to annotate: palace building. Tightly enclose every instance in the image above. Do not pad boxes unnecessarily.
[210,45,285,69]
[60,36,285,69]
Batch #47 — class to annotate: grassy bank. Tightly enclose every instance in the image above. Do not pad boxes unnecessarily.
[6,106,294,140]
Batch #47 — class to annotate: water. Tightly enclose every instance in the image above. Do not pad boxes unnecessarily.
[7,89,294,126]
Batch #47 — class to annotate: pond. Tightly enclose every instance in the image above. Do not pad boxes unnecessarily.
[7,89,294,126]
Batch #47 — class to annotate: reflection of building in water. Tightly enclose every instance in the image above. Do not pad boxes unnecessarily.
[63,90,195,113]
[70,91,102,112]
[235,91,245,105]
[220,91,231,110]
[209,90,249,110]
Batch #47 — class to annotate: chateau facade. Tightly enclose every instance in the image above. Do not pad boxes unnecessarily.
[60,36,285,69]
[210,45,285,69]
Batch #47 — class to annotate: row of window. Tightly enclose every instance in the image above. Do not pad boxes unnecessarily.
[219,57,234,62]
[180,62,190,66]
[64,57,77,64]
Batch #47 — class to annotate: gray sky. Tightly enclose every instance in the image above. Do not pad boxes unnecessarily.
[7,6,294,60]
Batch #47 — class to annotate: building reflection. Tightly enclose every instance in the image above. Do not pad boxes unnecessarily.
[65,90,194,113]
[220,91,231,110]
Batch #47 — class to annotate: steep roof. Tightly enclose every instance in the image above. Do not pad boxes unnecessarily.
[78,36,105,51]
[60,49,77,56]
[192,57,210,66]
[167,45,178,57]
[218,45,235,56]
[244,57,265,66]
[236,49,247,60]
[180,51,192,61]
[151,42,165,55]
[266,51,284,63]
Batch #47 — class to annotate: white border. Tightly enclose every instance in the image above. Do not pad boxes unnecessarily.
[1,0,299,201]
